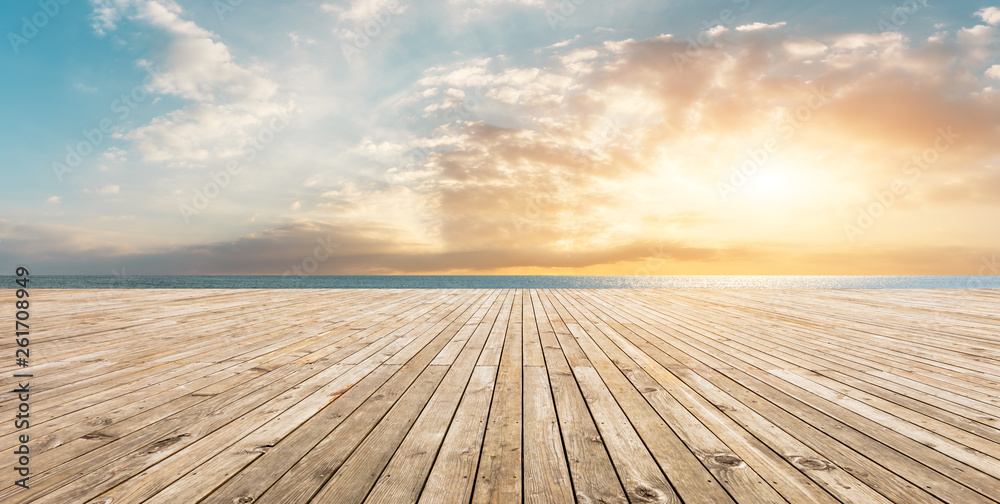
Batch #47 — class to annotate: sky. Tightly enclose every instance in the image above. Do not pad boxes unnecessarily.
[1,0,999,275]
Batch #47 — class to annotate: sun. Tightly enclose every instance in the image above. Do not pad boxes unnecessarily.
[751,170,798,195]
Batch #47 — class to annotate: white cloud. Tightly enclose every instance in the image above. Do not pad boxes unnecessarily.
[603,38,636,53]
[89,0,128,35]
[324,0,408,24]
[561,49,600,73]
[414,60,573,111]
[988,64,1000,79]
[74,82,98,93]
[548,35,581,49]
[289,31,318,47]
[416,59,495,88]
[350,138,409,162]
[735,21,787,32]
[976,6,1000,25]
[448,0,543,8]
[97,146,128,172]
[784,38,827,57]
[832,31,903,50]
[444,0,544,21]
[88,0,292,165]
[102,147,128,162]
[125,103,280,163]
[82,185,120,195]
[127,3,277,103]
[325,0,409,44]
[959,23,997,43]
[957,24,998,63]
[47,196,61,204]
[706,25,729,37]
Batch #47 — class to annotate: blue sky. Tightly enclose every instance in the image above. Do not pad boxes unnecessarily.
[2,0,999,275]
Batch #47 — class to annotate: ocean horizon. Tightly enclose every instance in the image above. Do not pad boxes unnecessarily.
[9,275,1000,289]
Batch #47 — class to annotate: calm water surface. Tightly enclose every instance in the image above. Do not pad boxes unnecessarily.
[11,275,1000,289]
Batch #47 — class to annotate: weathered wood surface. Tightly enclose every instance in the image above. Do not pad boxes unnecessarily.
[1,288,998,503]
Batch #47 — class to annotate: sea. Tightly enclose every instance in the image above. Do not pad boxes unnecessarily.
[8,275,1000,289]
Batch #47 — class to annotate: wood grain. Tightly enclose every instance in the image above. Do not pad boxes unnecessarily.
[0,288,995,504]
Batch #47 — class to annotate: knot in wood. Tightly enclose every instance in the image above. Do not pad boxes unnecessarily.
[704,453,745,469]
[633,483,666,503]
[82,432,114,441]
[791,456,832,470]
[143,433,191,454]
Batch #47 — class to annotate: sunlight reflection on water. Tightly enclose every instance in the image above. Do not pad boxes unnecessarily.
[17,275,1000,289]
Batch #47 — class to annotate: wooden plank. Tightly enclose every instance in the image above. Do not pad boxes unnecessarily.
[141,291,491,504]
[522,288,546,367]
[244,294,493,504]
[600,290,994,504]
[419,365,499,503]
[522,366,574,504]
[0,288,995,504]
[472,289,523,504]
[192,291,496,504]
[364,291,505,503]
[0,289,422,443]
[530,290,629,504]
[84,362,359,504]
[582,290,944,504]
[547,370,629,504]
[633,296,1000,501]
[7,360,360,504]
[544,292,688,504]
[306,365,450,504]
[569,291,841,504]
[639,292,1000,469]
[557,290,787,504]
[572,366,682,504]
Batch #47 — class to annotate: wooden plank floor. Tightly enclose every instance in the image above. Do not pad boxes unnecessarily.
[2,288,999,503]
